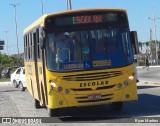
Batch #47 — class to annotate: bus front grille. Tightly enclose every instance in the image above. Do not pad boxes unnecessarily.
[63,71,122,81]
[71,84,116,91]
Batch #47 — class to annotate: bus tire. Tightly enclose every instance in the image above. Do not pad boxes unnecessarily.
[34,98,41,109]
[110,102,123,111]
[48,108,59,117]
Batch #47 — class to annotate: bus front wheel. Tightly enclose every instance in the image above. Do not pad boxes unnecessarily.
[110,102,123,111]
[48,108,59,117]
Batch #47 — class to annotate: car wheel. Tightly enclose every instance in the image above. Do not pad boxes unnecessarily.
[13,80,18,88]
[19,82,25,91]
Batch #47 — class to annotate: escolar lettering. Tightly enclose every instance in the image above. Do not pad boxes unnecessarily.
[80,81,108,87]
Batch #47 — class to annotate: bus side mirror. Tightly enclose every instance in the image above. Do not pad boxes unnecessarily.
[40,28,46,49]
[131,31,139,54]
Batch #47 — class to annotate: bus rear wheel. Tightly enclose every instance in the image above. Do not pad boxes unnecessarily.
[48,108,59,117]
[110,102,123,111]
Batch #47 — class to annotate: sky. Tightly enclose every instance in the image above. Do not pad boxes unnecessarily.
[0,0,160,55]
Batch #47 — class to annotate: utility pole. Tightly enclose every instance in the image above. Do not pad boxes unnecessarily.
[9,3,20,58]
[150,28,153,65]
[67,0,72,10]
[40,0,44,15]
[148,8,160,65]
[4,31,9,55]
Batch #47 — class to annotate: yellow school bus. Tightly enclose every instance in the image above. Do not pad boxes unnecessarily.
[23,8,139,117]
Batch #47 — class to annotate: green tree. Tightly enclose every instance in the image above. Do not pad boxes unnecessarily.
[0,52,24,78]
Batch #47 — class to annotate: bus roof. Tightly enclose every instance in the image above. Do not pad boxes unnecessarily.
[23,8,126,34]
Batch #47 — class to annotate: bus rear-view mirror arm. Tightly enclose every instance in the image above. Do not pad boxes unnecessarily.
[131,31,139,55]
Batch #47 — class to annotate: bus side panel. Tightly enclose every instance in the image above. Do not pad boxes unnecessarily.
[25,62,39,100]
[37,61,48,106]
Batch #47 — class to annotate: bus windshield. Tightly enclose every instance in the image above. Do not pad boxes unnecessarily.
[46,28,133,71]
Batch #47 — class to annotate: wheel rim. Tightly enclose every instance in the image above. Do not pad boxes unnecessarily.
[19,82,23,90]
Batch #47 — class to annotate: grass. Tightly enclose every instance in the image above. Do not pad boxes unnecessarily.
[0,78,11,82]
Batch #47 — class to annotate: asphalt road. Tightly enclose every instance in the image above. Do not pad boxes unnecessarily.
[0,80,160,125]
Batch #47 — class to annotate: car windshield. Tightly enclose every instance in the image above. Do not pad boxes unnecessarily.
[46,28,133,71]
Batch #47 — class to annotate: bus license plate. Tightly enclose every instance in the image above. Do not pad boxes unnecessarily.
[88,94,102,99]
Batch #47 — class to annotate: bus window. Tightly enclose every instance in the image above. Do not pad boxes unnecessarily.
[46,28,133,71]
[46,32,75,70]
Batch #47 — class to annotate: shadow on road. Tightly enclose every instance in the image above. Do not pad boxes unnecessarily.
[58,94,160,122]
[59,105,131,122]
[137,85,159,89]
[137,93,160,111]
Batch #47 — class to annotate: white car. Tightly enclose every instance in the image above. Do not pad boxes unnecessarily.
[11,67,26,91]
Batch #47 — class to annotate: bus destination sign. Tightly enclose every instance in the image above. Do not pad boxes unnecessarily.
[54,13,119,26]
[73,15,102,24]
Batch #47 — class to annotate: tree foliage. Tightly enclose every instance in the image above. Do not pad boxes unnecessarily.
[0,52,24,69]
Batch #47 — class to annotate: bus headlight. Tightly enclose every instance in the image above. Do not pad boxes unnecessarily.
[50,82,57,88]
[129,76,134,81]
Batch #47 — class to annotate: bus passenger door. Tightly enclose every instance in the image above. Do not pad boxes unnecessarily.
[34,28,48,106]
